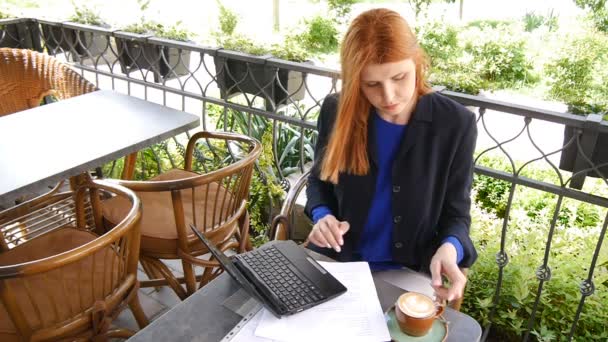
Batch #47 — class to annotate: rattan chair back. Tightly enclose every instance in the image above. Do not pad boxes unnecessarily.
[104,131,262,299]
[0,48,96,116]
[0,179,148,341]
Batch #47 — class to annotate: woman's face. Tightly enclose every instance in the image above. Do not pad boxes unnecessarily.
[360,58,417,124]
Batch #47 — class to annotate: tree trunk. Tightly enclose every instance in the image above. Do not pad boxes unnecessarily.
[459,0,464,20]
[273,0,280,32]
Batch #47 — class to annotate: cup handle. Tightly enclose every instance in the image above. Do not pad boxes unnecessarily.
[435,304,445,317]
[434,299,446,317]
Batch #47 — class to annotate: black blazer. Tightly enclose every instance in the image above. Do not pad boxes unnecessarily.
[305,92,478,271]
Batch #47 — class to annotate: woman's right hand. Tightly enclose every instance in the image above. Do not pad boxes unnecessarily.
[307,215,350,253]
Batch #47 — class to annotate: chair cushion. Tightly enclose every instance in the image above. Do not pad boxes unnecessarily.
[0,227,120,340]
[103,169,238,255]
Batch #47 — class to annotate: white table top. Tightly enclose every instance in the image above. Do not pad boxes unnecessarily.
[0,90,200,202]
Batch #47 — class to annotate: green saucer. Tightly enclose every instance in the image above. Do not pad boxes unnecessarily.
[385,307,447,342]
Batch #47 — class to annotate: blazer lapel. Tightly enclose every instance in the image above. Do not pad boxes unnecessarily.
[396,121,419,161]
[395,95,434,161]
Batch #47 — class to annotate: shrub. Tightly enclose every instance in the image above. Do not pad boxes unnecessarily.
[295,15,340,55]
[522,9,559,33]
[523,11,545,32]
[217,1,237,36]
[68,4,106,27]
[590,8,608,33]
[544,9,559,32]
[466,19,513,29]
[473,173,510,218]
[465,201,608,341]
[575,0,608,33]
[207,104,316,176]
[473,154,604,230]
[545,33,608,116]
[248,128,286,247]
[428,64,488,95]
[155,21,192,41]
[419,20,537,93]
[214,2,311,61]
[327,0,356,25]
[417,21,487,94]
[417,21,460,70]
[463,25,537,89]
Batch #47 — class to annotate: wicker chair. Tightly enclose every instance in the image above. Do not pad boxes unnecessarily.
[0,178,149,341]
[0,48,96,117]
[270,170,468,311]
[102,131,262,300]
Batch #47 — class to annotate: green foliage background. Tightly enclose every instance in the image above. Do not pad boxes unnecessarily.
[465,153,608,341]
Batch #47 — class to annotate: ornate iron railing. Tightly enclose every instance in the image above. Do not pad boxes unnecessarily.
[2,17,607,341]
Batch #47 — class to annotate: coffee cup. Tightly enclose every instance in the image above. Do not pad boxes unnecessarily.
[394,292,444,337]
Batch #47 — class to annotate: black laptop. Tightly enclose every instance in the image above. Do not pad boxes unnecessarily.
[190,224,347,317]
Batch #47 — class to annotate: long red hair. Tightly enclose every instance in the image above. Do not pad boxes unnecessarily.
[320,8,431,183]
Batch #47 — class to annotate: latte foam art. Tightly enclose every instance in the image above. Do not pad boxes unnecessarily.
[399,293,435,318]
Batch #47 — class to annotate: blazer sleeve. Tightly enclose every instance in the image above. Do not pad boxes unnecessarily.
[304,94,339,218]
[437,109,478,267]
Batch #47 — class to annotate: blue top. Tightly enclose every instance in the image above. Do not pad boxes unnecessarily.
[312,112,463,270]
[356,113,407,270]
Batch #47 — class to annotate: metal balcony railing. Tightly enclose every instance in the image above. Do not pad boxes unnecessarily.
[2,17,607,342]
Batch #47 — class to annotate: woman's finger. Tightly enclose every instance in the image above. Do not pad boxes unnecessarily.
[308,225,330,249]
[319,220,342,252]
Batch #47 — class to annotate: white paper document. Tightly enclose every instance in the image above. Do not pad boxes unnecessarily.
[229,309,278,342]
[253,261,391,342]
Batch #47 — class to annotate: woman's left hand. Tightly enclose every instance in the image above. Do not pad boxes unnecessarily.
[429,243,467,302]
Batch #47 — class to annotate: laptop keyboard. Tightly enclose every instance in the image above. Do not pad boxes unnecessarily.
[239,247,326,312]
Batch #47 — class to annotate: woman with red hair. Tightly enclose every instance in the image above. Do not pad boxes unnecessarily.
[305,8,477,302]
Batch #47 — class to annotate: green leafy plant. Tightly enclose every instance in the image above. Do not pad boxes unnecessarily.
[523,11,545,32]
[473,173,510,219]
[68,2,106,27]
[473,153,604,230]
[465,153,608,339]
[207,104,316,176]
[466,19,514,30]
[418,21,486,94]
[122,0,191,41]
[417,21,460,69]
[123,21,162,35]
[574,0,608,33]
[217,0,237,36]
[122,0,160,35]
[418,21,485,94]
[214,2,310,62]
[419,20,537,93]
[465,200,608,341]
[219,34,269,56]
[522,9,559,32]
[406,0,457,19]
[248,129,286,247]
[463,25,537,89]
[155,21,191,41]
[271,36,312,63]
[294,15,339,55]
[544,9,559,32]
[327,0,356,24]
[429,67,488,95]
[545,33,608,116]
[101,138,189,181]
